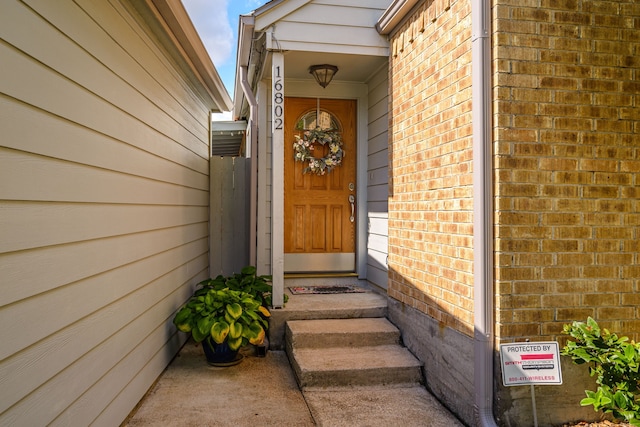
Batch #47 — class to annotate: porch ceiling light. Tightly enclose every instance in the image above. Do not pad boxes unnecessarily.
[309,64,338,88]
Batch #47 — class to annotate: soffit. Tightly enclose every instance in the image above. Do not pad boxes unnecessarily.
[272,51,387,83]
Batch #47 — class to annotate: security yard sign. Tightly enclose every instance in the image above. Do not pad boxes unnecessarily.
[500,342,563,386]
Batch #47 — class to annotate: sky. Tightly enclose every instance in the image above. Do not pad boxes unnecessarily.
[182,0,266,115]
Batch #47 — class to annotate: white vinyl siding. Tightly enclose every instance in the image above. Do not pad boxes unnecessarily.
[366,64,389,289]
[255,0,389,55]
[0,0,219,424]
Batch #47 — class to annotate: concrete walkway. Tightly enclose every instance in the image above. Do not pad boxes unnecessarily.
[124,340,465,427]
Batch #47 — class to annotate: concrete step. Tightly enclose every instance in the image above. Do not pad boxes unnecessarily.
[269,291,388,350]
[286,318,401,349]
[288,344,423,389]
[279,291,388,319]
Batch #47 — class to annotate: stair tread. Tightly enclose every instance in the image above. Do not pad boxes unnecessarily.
[282,292,387,314]
[287,317,399,334]
[292,345,422,371]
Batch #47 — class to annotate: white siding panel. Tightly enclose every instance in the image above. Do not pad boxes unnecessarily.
[366,260,388,289]
[367,249,388,273]
[50,326,181,426]
[0,236,207,361]
[37,0,210,115]
[368,114,389,141]
[273,22,387,52]
[0,266,206,426]
[1,223,207,308]
[1,97,208,189]
[0,0,221,423]
[19,0,210,152]
[0,255,207,418]
[368,200,389,213]
[66,323,185,427]
[0,201,207,253]
[367,166,389,187]
[369,148,390,171]
[284,4,386,29]
[368,99,389,132]
[0,1,208,160]
[368,130,389,154]
[87,331,184,427]
[270,40,389,56]
[369,211,389,227]
[368,183,389,204]
[366,64,389,289]
[0,43,208,174]
[255,0,388,30]
[0,148,208,205]
[316,0,391,8]
[368,224,389,249]
[367,67,390,101]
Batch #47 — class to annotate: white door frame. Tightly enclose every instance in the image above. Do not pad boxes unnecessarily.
[284,79,368,279]
[256,71,368,308]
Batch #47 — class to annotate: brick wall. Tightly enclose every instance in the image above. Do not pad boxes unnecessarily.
[494,0,640,343]
[388,0,474,336]
[389,0,639,344]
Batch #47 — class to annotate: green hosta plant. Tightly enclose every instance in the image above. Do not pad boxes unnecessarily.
[202,265,287,308]
[173,282,270,351]
[561,317,640,426]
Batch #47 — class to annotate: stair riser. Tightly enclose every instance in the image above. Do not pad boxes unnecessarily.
[286,330,400,349]
[270,309,388,350]
[292,366,423,389]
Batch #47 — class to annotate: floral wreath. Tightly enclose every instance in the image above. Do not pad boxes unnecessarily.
[293,127,344,175]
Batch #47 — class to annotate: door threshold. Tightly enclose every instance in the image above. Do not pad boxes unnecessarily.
[284,272,358,279]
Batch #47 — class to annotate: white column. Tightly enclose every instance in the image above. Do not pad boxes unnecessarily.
[271,51,285,308]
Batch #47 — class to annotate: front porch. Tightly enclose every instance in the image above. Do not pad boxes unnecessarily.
[227,0,392,306]
[124,288,463,426]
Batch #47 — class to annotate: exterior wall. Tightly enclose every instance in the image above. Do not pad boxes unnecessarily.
[0,1,218,424]
[367,64,390,289]
[387,0,639,425]
[387,0,474,424]
[254,0,390,55]
[388,0,474,335]
[493,0,640,425]
[494,0,640,343]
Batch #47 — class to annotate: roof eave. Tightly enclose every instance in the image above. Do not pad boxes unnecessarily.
[146,0,233,112]
[376,0,421,35]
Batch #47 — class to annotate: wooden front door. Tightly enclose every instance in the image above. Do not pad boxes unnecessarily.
[284,97,357,273]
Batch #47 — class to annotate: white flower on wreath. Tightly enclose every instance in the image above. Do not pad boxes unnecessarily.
[293,127,344,175]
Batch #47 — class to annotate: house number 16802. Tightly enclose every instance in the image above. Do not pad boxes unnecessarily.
[273,64,284,131]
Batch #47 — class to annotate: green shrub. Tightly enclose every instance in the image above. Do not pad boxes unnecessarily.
[561,317,640,426]
[204,265,287,307]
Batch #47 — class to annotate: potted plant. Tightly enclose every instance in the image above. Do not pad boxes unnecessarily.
[208,265,279,307]
[173,277,270,366]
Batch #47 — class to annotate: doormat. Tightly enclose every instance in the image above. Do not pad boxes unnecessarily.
[289,285,366,295]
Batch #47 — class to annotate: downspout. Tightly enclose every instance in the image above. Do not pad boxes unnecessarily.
[240,65,258,266]
[472,0,497,426]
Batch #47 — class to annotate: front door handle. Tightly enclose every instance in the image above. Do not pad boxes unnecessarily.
[348,195,355,223]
